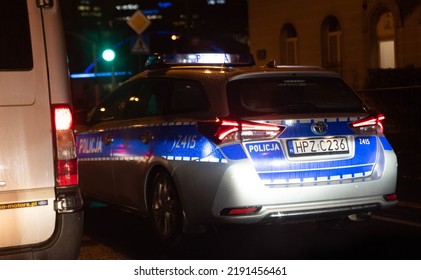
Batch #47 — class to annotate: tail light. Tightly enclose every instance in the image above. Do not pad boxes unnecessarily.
[384,193,398,201]
[350,114,385,135]
[220,206,262,216]
[197,119,284,144]
[53,104,78,187]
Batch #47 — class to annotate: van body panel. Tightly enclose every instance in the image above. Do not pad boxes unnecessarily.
[0,0,83,259]
[0,0,56,248]
[41,2,73,105]
[0,195,55,248]
[0,72,36,105]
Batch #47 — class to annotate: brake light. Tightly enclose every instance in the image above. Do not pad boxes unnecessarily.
[350,114,385,134]
[384,193,397,201]
[197,119,284,144]
[53,104,78,187]
[55,107,73,130]
[220,206,261,216]
[217,120,240,141]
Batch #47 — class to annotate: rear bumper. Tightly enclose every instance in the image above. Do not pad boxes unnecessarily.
[262,202,380,224]
[217,196,397,225]
[175,149,398,226]
[0,211,84,260]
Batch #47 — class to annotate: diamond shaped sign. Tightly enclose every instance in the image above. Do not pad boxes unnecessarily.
[127,10,151,35]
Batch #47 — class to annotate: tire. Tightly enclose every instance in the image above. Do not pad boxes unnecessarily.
[148,169,183,245]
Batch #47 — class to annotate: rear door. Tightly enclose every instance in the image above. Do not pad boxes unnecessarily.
[77,79,162,207]
[76,87,128,203]
[0,0,57,247]
[109,79,163,209]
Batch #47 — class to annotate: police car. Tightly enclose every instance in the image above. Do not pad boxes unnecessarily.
[76,53,398,243]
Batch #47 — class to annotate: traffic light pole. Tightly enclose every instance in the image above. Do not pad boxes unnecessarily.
[111,62,116,90]
[102,48,116,91]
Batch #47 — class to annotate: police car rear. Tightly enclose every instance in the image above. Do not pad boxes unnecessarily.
[195,63,398,225]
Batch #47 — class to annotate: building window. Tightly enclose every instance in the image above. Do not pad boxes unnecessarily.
[280,23,298,65]
[321,16,341,70]
[376,12,395,69]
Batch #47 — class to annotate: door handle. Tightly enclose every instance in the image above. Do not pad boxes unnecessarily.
[140,131,154,144]
[102,133,113,146]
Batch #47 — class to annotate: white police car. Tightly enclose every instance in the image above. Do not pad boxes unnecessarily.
[76,53,398,243]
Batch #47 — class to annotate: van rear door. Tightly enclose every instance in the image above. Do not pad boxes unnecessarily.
[0,0,57,248]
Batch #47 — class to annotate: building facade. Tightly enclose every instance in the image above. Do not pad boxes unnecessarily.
[248,0,421,89]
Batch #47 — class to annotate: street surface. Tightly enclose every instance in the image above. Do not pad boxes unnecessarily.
[78,182,421,260]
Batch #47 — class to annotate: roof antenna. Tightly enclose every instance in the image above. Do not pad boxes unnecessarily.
[264,60,276,68]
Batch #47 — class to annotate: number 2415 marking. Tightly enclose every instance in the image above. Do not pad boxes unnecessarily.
[359,138,371,145]
[175,135,197,149]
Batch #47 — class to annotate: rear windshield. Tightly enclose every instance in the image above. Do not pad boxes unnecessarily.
[226,77,366,116]
[0,0,33,70]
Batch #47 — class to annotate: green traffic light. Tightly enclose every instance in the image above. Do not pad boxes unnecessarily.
[102,49,115,62]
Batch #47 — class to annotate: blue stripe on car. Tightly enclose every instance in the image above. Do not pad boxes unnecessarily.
[379,136,393,151]
[77,122,228,163]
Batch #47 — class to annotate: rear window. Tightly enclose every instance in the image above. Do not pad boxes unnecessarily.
[0,0,33,70]
[226,77,366,116]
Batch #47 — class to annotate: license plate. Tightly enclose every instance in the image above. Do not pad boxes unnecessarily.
[287,137,349,156]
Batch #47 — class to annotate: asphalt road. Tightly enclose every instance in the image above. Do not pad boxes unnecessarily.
[78,200,421,260]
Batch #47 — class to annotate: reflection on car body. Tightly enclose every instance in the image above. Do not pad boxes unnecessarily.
[75,53,398,243]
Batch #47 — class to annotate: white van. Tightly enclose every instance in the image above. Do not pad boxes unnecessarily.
[0,0,83,259]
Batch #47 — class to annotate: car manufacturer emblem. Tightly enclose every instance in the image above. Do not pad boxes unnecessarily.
[311,121,328,135]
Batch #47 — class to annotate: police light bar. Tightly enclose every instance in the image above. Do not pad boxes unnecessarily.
[175,53,239,64]
[145,53,255,69]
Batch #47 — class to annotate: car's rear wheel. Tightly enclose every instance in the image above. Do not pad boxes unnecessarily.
[148,169,183,245]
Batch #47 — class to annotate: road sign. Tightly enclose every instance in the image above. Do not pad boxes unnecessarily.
[127,10,151,35]
[131,37,149,54]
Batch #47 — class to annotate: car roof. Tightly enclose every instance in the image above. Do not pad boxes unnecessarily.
[125,53,341,81]
[128,62,342,83]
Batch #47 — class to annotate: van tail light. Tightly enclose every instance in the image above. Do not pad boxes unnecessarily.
[349,114,385,135]
[53,104,78,187]
[197,119,285,144]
